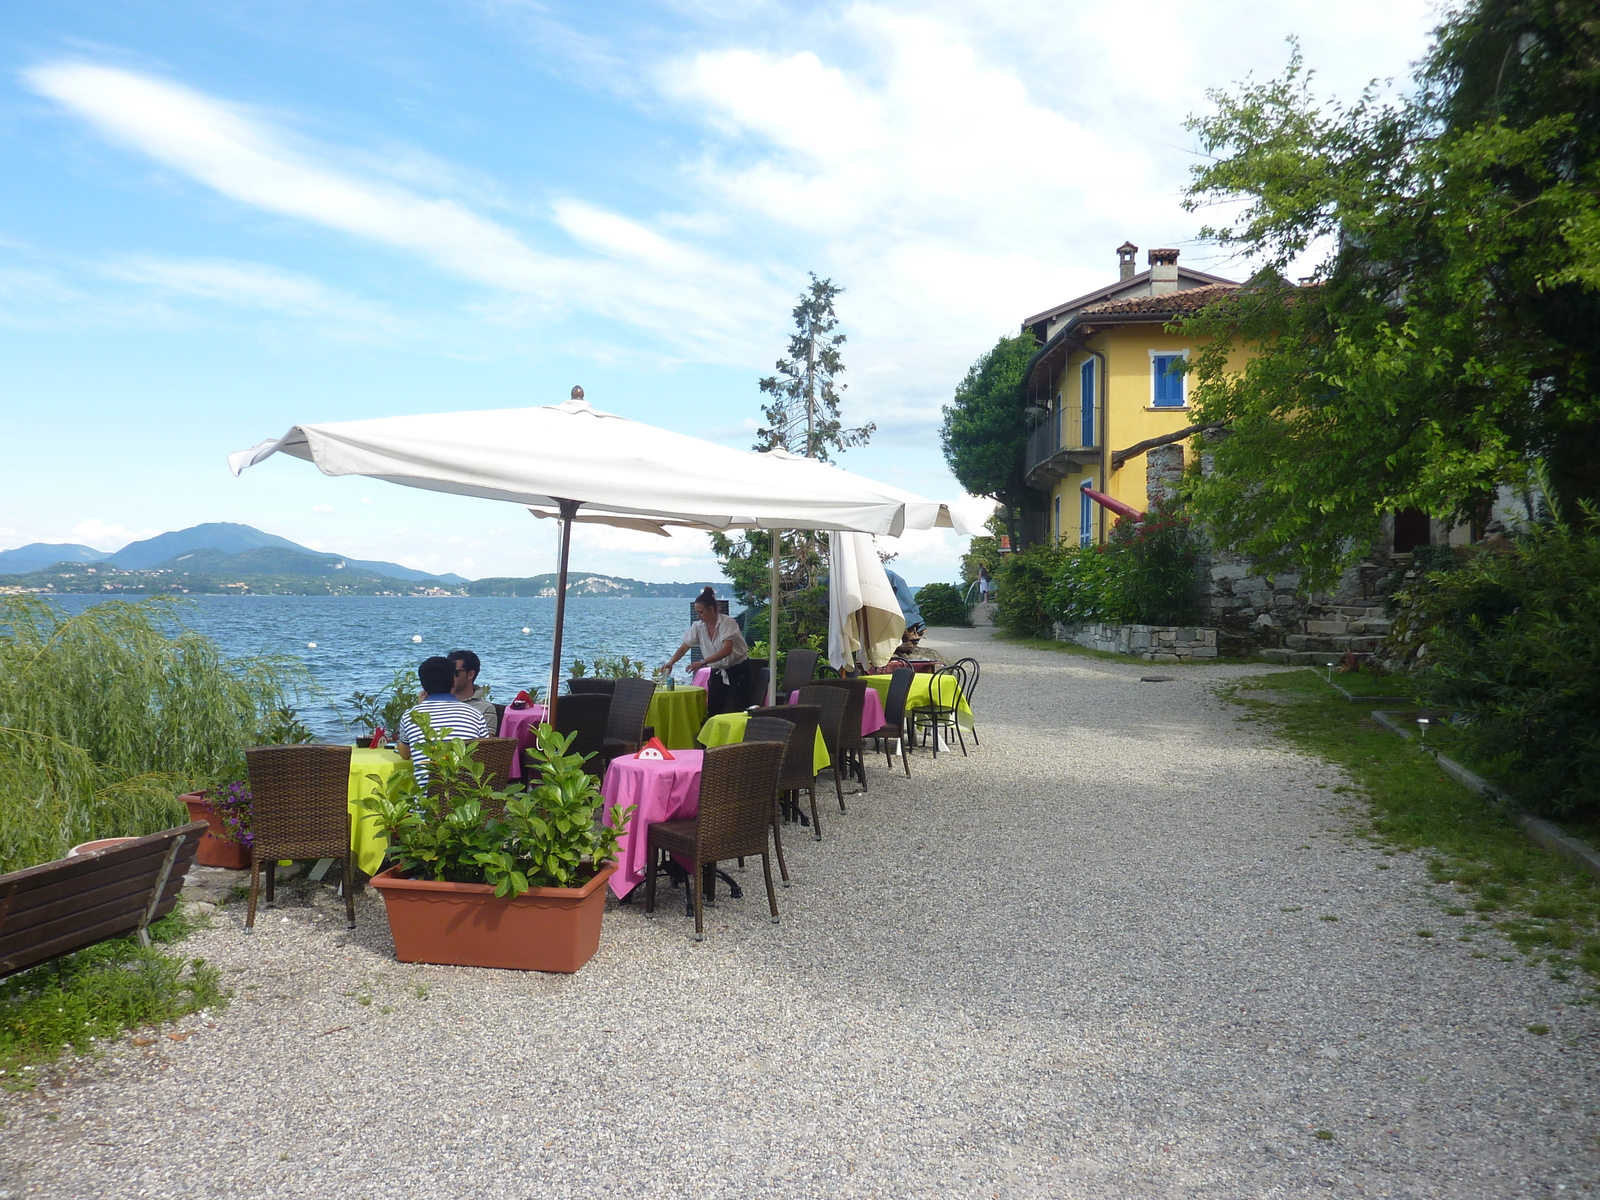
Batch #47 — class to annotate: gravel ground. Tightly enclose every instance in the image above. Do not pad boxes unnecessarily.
[4,629,1598,1199]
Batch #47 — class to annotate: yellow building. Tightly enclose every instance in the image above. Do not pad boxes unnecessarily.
[1020,244,1238,545]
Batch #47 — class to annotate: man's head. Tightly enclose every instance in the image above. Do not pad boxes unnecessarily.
[449,649,480,700]
[418,656,456,696]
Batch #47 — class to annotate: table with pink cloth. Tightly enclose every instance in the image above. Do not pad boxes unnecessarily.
[692,666,711,689]
[498,704,548,780]
[788,688,886,736]
[601,749,703,898]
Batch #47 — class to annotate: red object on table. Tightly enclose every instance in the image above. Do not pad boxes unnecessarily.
[601,749,704,898]
[368,727,387,749]
[498,703,549,780]
[635,736,674,760]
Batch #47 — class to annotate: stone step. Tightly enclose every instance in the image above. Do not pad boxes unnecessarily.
[971,601,996,627]
[1261,648,1371,668]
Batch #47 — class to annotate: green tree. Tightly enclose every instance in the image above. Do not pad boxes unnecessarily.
[940,331,1042,549]
[1178,4,1600,586]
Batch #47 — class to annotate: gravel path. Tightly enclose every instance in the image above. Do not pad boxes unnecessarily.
[4,630,1598,1198]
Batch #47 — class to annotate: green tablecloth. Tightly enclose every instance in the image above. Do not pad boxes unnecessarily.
[348,747,409,875]
[861,673,974,731]
[647,686,708,750]
[697,711,831,774]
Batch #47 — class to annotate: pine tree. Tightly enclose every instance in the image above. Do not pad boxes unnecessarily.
[755,274,874,462]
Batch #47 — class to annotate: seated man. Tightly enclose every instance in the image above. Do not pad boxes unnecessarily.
[448,648,496,730]
[397,656,490,783]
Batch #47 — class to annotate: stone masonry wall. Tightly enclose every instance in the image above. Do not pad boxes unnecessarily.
[1053,622,1218,662]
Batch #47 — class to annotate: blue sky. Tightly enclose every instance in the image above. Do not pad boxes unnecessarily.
[2,0,1437,585]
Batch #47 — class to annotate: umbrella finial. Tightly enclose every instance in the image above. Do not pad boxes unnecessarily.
[570,385,584,400]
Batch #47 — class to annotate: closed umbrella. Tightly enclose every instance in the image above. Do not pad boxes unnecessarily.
[827,532,906,671]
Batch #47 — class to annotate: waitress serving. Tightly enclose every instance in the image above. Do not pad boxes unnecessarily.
[661,588,750,717]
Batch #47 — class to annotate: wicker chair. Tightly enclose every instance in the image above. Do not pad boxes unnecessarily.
[601,678,657,767]
[551,692,611,779]
[778,648,820,698]
[739,714,797,882]
[427,737,519,819]
[748,664,770,708]
[244,743,356,932]
[566,678,616,696]
[950,657,981,745]
[745,704,823,842]
[864,667,915,778]
[643,740,785,940]
[796,683,849,819]
[911,662,969,759]
[807,678,869,791]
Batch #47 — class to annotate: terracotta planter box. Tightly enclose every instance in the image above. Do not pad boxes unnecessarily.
[68,837,139,856]
[369,863,614,973]
[181,793,251,870]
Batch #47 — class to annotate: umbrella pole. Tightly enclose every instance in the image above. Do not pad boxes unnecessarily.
[547,498,580,727]
[768,527,780,705]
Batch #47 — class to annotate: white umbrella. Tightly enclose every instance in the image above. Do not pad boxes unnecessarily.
[827,532,906,671]
[231,394,965,709]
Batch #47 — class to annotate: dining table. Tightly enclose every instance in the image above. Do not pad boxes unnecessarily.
[860,673,973,730]
[498,703,549,780]
[697,711,830,773]
[600,748,705,898]
[347,747,409,875]
[788,686,888,736]
[646,685,708,750]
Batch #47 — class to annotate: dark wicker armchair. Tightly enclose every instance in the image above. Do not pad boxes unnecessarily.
[244,743,356,932]
[778,648,819,698]
[864,668,915,777]
[740,713,801,879]
[807,677,869,792]
[551,692,611,779]
[796,684,850,820]
[643,740,785,940]
[602,678,657,767]
[566,678,616,696]
[745,704,822,842]
[427,737,519,819]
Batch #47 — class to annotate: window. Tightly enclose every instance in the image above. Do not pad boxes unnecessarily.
[1151,353,1186,407]
[1079,481,1094,546]
[1054,494,1061,543]
[1079,359,1095,446]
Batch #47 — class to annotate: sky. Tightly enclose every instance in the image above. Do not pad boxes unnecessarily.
[1,0,1441,586]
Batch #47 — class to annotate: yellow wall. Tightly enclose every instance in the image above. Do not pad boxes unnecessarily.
[1042,325,1235,545]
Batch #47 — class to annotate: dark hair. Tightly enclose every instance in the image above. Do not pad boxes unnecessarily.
[418,656,455,695]
[695,587,718,612]
[449,649,480,676]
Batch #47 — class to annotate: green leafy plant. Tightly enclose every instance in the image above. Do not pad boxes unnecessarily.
[1108,499,1202,625]
[361,714,632,896]
[995,542,1070,638]
[569,654,648,680]
[914,583,971,628]
[342,669,420,742]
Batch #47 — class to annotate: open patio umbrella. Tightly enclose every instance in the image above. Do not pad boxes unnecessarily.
[230,393,968,712]
[827,532,906,671]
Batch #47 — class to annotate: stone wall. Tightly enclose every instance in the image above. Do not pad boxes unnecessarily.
[1053,622,1218,662]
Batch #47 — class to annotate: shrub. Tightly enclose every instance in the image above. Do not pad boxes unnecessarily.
[915,583,971,627]
[995,543,1070,638]
[570,654,649,679]
[1047,543,1135,625]
[1398,513,1600,817]
[1109,499,1203,625]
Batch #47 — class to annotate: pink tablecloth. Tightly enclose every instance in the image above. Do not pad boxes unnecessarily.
[788,688,887,736]
[498,704,547,780]
[601,749,703,898]
[693,667,711,688]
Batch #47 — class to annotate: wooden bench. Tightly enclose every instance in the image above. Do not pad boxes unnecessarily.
[0,821,209,979]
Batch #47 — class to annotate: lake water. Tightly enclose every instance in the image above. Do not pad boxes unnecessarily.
[44,594,710,740]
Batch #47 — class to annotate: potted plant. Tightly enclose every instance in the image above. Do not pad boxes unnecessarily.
[343,670,422,747]
[181,780,253,870]
[363,715,632,972]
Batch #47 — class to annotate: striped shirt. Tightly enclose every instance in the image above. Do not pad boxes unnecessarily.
[398,694,490,783]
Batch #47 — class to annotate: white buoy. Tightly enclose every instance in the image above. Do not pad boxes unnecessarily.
[522,627,531,634]
[307,642,317,649]
[412,634,423,643]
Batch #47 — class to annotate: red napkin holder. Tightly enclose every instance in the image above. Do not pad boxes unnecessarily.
[634,737,674,761]
[510,690,532,710]
[368,727,386,749]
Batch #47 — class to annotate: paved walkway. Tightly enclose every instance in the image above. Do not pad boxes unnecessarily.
[4,631,1597,1198]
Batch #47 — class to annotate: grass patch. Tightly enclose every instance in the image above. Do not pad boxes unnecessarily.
[991,634,1264,667]
[0,911,226,1087]
[1322,672,1418,700]
[1225,669,1600,987]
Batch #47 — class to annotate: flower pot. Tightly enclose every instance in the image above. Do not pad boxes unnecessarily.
[68,837,138,856]
[369,863,615,973]
[181,793,251,870]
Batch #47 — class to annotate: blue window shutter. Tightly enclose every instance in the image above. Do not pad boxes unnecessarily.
[1080,360,1095,446]
[1079,484,1093,546]
[1153,355,1184,407]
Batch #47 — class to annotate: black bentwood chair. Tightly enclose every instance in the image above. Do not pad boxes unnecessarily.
[950,657,981,746]
[911,662,968,759]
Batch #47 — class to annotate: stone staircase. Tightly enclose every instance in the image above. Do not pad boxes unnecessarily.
[1258,605,1392,667]
[971,601,996,627]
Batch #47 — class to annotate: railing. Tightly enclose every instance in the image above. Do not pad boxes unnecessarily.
[1023,409,1062,477]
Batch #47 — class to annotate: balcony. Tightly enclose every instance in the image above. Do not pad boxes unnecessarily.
[1023,409,1101,488]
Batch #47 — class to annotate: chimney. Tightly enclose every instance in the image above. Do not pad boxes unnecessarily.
[1116,241,1138,282]
[1148,248,1180,294]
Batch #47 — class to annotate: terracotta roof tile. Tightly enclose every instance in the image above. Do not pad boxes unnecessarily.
[1079,283,1240,317]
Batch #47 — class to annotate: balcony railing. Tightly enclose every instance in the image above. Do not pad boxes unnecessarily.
[1024,409,1062,478]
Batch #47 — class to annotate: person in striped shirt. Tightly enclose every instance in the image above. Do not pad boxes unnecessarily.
[397,656,490,783]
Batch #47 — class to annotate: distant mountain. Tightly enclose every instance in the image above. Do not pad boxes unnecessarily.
[153,546,362,576]
[109,523,306,569]
[0,543,110,573]
[465,574,724,598]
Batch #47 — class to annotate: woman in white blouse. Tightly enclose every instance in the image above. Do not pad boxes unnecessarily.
[660,587,750,716]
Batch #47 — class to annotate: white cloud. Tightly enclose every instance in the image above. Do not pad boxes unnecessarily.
[70,518,158,549]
